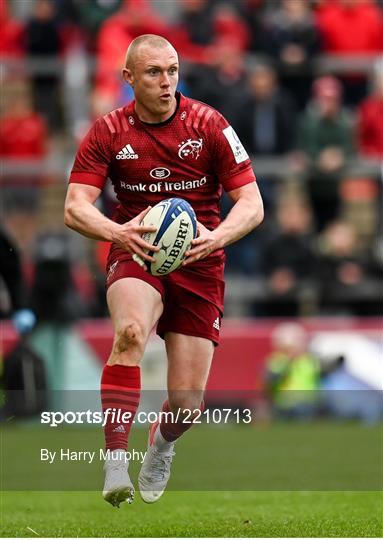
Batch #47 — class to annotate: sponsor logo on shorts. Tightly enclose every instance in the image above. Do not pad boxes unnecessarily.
[213,317,220,331]
[107,260,118,280]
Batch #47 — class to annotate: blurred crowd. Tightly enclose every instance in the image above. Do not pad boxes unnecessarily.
[263,322,383,423]
[1,0,383,322]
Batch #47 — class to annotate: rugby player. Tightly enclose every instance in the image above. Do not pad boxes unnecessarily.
[64,34,264,507]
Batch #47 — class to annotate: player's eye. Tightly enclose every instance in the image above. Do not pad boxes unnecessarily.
[169,67,178,75]
[148,69,158,76]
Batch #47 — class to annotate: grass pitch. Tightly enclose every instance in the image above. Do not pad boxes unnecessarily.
[1,421,382,536]
[1,490,382,537]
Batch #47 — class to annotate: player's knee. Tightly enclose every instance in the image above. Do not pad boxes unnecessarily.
[113,320,146,360]
[168,394,203,421]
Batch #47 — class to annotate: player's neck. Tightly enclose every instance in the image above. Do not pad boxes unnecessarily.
[134,97,177,124]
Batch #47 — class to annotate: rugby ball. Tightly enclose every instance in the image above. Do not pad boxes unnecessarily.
[137,198,197,276]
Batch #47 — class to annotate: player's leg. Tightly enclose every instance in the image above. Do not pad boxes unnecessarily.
[138,264,223,503]
[138,333,214,503]
[165,332,213,421]
[102,275,163,507]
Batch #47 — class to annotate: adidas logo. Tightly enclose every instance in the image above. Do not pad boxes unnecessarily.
[112,425,126,433]
[116,144,138,160]
[213,317,220,331]
[107,260,118,279]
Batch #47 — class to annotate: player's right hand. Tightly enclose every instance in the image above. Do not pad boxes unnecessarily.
[114,206,159,262]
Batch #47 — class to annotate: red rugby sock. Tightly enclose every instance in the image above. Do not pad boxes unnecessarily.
[101,364,140,450]
[159,399,204,443]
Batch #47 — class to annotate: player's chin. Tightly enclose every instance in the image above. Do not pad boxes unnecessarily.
[156,100,173,113]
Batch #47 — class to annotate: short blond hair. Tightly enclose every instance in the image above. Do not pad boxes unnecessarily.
[125,34,176,69]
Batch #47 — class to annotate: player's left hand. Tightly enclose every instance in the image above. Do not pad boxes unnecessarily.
[183,222,222,265]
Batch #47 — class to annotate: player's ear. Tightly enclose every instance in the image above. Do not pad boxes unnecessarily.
[122,68,134,86]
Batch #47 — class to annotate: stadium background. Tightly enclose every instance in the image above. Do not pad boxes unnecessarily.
[0,0,382,537]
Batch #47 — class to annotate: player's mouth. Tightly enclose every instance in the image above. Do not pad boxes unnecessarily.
[159,93,171,101]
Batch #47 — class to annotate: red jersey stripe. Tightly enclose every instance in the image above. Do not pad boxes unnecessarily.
[193,106,208,130]
[201,108,214,130]
[110,110,121,132]
[118,108,129,131]
[186,103,201,126]
[103,114,115,134]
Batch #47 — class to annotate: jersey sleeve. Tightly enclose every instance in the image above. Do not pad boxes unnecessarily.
[69,118,112,189]
[209,112,256,192]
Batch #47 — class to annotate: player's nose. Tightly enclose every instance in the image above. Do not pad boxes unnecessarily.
[160,72,170,87]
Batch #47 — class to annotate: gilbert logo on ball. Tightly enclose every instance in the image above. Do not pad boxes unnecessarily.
[137,198,197,276]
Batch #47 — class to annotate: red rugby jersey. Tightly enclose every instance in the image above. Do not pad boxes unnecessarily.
[70,92,255,224]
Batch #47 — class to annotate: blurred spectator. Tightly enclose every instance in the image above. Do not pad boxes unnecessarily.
[316,0,383,55]
[262,0,321,110]
[339,176,380,248]
[25,0,63,131]
[296,75,354,229]
[175,1,250,64]
[0,82,48,212]
[258,197,317,317]
[235,60,297,155]
[316,220,382,315]
[265,323,320,419]
[212,3,250,52]
[94,0,170,115]
[61,0,123,42]
[0,83,48,159]
[0,223,36,335]
[234,60,296,212]
[238,0,267,53]
[187,41,248,124]
[315,0,383,104]
[0,0,24,58]
[174,0,215,65]
[357,60,383,159]
[30,233,89,324]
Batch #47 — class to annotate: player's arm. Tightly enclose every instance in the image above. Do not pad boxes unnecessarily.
[64,183,159,262]
[183,181,263,265]
[215,181,264,245]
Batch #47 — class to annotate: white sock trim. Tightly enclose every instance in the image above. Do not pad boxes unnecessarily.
[154,426,175,452]
[105,448,128,465]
